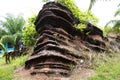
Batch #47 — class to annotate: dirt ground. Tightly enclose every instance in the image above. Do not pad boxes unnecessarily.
[14,66,95,80]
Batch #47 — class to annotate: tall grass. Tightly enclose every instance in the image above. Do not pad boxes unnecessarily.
[0,67,14,80]
[0,54,28,80]
[11,55,28,67]
[103,26,120,35]
[89,52,120,80]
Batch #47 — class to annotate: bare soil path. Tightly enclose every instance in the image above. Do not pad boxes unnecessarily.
[14,66,95,80]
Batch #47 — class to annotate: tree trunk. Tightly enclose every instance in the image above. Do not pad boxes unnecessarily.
[14,40,20,56]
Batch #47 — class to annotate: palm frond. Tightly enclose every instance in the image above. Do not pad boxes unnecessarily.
[114,8,120,16]
[2,14,16,34]
[88,0,96,11]
[0,42,6,51]
[114,3,120,16]
[105,20,118,27]
[0,28,7,38]
[13,31,22,44]
[114,20,120,27]
[2,13,25,34]
[0,13,25,49]
[105,20,120,33]
[0,35,15,45]
[113,21,120,32]
[14,15,25,32]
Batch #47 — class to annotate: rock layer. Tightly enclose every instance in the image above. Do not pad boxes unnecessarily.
[25,2,106,76]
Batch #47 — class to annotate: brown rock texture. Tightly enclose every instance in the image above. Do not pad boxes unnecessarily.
[25,2,106,77]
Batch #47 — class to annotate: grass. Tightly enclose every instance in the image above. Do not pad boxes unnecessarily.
[1,52,120,80]
[0,54,28,80]
[11,55,28,67]
[0,66,14,80]
[89,52,120,80]
[102,26,120,35]
[0,45,120,80]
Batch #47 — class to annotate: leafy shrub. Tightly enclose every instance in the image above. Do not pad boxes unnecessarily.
[55,0,99,32]
[43,0,99,30]
[22,0,99,46]
[22,15,38,46]
[55,0,98,24]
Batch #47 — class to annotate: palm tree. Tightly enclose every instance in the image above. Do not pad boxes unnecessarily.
[114,3,120,16]
[105,3,120,33]
[0,13,25,52]
[88,0,96,11]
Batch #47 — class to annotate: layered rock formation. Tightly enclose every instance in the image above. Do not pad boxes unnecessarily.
[25,2,106,76]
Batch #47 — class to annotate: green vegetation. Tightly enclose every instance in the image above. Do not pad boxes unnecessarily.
[1,50,120,80]
[55,0,98,24]
[22,15,38,46]
[0,66,14,80]
[0,13,25,51]
[0,55,28,80]
[0,0,120,80]
[43,0,98,13]
[89,51,120,80]
[105,3,120,33]
[0,43,6,51]
[104,25,120,34]
[88,0,96,11]
[42,0,98,31]
[11,55,28,67]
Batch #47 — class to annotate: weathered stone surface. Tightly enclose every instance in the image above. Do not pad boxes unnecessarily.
[25,2,106,77]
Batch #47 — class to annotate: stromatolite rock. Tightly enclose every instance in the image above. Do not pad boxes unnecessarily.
[25,2,106,77]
